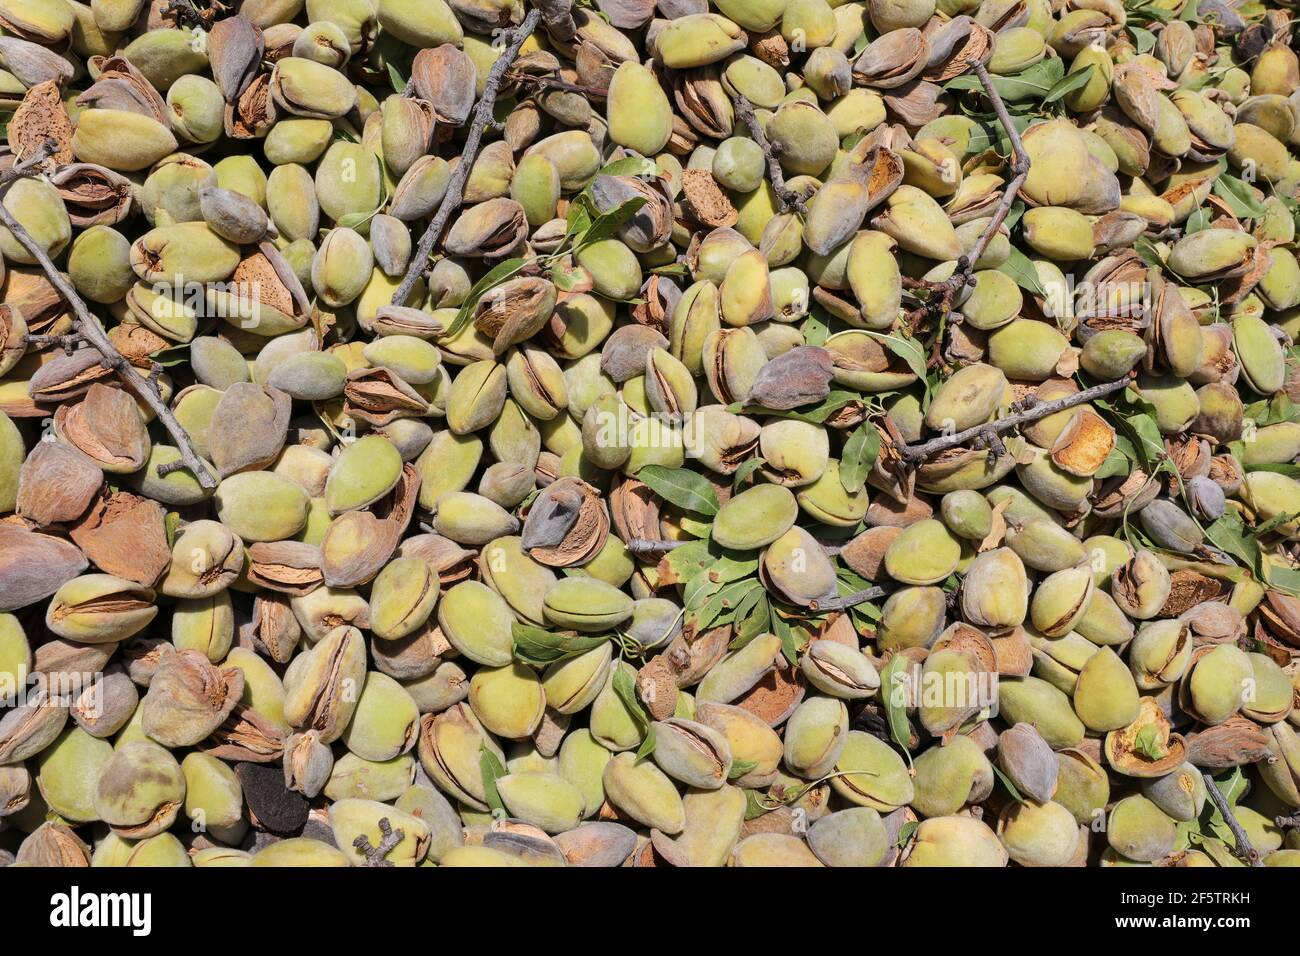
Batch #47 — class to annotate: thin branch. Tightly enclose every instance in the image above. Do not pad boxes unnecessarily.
[1275,813,1300,829]
[627,538,690,555]
[906,61,1030,367]
[733,95,807,216]
[390,8,542,308]
[1203,772,1264,867]
[950,62,1030,285]
[0,144,218,489]
[508,72,608,98]
[0,139,58,185]
[898,377,1131,463]
[352,816,405,867]
[808,584,895,613]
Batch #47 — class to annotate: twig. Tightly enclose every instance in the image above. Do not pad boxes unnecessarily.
[352,816,405,867]
[951,62,1030,283]
[0,144,218,489]
[899,377,1131,463]
[905,61,1029,366]
[508,72,608,98]
[0,139,57,185]
[1275,813,1300,829]
[733,95,807,216]
[390,8,542,308]
[1203,772,1264,867]
[627,538,690,555]
[808,584,895,613]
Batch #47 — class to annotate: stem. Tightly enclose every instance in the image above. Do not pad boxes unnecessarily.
[390,8,542,308]
[627,538,690,555]
[732,95,808,216]
[952,62,1030,283]
[0,143,218,489]
[899,377,1131,463]
[1202,772,1264,867]
[509,72,607,98]
[352,816,405,867]
[808,584,895,613]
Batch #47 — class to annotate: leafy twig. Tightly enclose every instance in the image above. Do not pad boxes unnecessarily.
[0,140,218,489]
[899,377,1131,463]
[1203,772,1264,867]
[732,95,807,216]
[390,8,542,309]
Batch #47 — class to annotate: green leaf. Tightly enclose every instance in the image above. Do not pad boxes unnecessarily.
[991,763,1025,804]
[996,246,1048,297]
[1094,446,1132,480]
[479,745,507,817]
[612,665,650,733]
[1127,25,1157,53]
[1133,724,1168,761]
[744,788,771,820]
[635,464,720,515]
[860,330,928,382]
[387,62,406,93]
[1184,206,1212,235]
[769,610,800,665]
[596,156,658,178]
[729,759,758,780]
[732,456,765,492]
[728,589,769,649]
[896,820,919,848]
[445,256,531,339]
[634,726,657,760]
[839,423,879,494]
[688,578,763,635]
[1213,174,1267,220]
[574,195,648,250]
[802,308,830,347]
[1042,64,1094,103]
[511,622,609,666]
[880,653,913,765]
[164,511,181,548]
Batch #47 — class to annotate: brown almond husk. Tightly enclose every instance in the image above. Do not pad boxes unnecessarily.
[398,533,478,585]
[16,441,103,527]
[839,525,901,581]
[7,80,73,168]
[68,489,170,586]
[320,464,419,586]
[609,476,661,548]
[660,623,732,687]
[1183,715,1273,769]
[734,659,807,728]
[207,12,265,103]
[201,703,287,763]
[28,348,113,403]
[1159,569,1228,617]
[53,383,151,471]
[248,591,302,664]
[680,168,738,229]
[523,477,609,567]
[1050,407,1116,476]
[343,367,429,426]
[76,55,168,122]
[225,71,277,139]
[49,163,135,227]
[247,541,324,595]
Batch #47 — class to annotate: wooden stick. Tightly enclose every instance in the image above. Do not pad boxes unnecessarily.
[1203,772,1264,867]
[899,377,1131,463]
[0,142,218,489]
[733,94,808,216]
[390,8,542,309]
